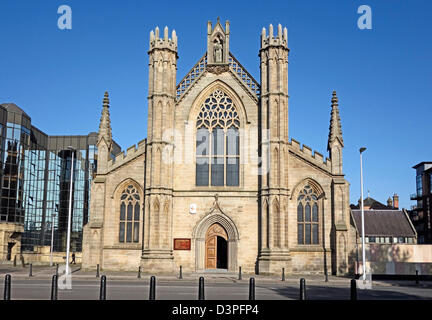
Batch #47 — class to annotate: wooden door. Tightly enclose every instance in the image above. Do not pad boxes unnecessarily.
[205,223,228,269]
[205,236,217,269]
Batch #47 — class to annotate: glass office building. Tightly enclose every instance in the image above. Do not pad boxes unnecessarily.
[0,103,120,253]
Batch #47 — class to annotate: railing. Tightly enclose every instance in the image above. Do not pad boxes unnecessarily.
[411,204,423,211]
[176,52,261,101]
[176,54,207,100]
[410,193,422,200]
[228,53,260,97]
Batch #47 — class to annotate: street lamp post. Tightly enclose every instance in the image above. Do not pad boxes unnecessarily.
[65,147,75,275]
[359,147,367,281]
[49,213,56,267]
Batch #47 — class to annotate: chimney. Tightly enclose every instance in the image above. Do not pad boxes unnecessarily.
[387,197,393,208]
[393,193,399,209]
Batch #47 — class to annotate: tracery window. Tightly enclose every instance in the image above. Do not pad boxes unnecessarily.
[196,89,240,187]
[119,185,140,243]
[297,185,319,245]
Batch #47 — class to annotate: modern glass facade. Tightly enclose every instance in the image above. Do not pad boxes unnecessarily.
[0,103,120,253]
[411,162,432,244]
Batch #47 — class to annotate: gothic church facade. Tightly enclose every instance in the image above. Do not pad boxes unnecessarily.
[82,19,355,275]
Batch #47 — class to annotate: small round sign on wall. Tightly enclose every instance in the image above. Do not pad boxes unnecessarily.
[189,204,197,214]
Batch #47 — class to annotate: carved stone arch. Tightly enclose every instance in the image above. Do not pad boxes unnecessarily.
[153,197,160,212]
[156,52,163,65]
[338,186,345,222]
[272,198,281,248]
[163,199,169,214]
[151,196,161,247]
[187,80,249,126]
[262,198,269,249]
[110,178,143,199]
[192,207,239,272]
[283,198,289,247]
[290,177,326,200]
[156,101,163,138]
[211,32,225,49]
[272,198,280,210]
[262,196,269,208]
[338,233,347,274]
[273,147,279,183]
[162,198,170,246]
[165,100,171,119]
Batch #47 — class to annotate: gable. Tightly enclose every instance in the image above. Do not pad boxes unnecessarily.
[176,56,260,128]
[176,53,260,104]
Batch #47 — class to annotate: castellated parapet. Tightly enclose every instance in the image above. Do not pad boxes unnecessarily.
[289,138,332,171]
[149,26,177,52]
[261,23,288,49]
[108,139,146,172]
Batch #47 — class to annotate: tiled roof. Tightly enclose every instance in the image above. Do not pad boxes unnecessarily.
[350,197,394,210]
[351,210,416,237]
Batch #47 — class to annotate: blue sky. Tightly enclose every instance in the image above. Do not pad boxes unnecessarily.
[0,0,431,209]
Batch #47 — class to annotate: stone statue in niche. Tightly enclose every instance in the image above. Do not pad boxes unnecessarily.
[213,38,223,63]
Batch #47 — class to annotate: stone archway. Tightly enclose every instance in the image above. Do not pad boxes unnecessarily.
[193,212,239,272]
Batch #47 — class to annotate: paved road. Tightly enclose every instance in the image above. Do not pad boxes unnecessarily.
[1,264,431,300]
[1,278,431,300]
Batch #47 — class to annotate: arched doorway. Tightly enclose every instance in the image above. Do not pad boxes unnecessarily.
[205,223,228,269]
[193,210,239,272]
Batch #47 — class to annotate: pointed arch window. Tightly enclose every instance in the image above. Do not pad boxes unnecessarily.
[297,185,319,245]
[196,89,240,187]
[119,185,140,243]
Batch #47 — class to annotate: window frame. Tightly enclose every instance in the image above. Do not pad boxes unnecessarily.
[195,90,240,188]
[118,184,141,244]
[297,185,320,245]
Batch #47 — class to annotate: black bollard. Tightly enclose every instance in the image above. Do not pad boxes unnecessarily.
[96,264,100,278]
[238,266,242,280]
[51,275,58,300]
[299,278,306,300]
[350,279,357,300]
[416,270,419,285]
[179,265,183,280]
[282,268,285,281]
[137,266,141,279]
[29,263,33,277]
[149,276,156,300]
[99,275,106,300]
[249,278,255,300]
[56,264,59,277]
[198,277,205,300]
[4,274,11,300]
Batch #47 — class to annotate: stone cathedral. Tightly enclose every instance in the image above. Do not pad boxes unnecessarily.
[82,19,356,275]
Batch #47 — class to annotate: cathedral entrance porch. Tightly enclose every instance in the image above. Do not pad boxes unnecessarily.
[193,211,239,272]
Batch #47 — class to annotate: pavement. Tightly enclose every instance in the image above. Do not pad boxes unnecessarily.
[1,264,431,288]
[0,263,355,282]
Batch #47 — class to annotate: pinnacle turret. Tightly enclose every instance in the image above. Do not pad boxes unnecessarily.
[327,90,344,151]
[98,91,112,150]
[149,26,177,52]
[260,23,288,49]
